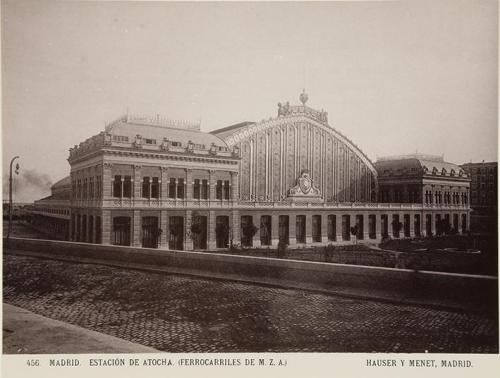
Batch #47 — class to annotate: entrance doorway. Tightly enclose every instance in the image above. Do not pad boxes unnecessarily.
[192,215,208,250]
[142,216,159,248]
[279,215,289,245]
[113,216,131,246]
[169,216,184,250]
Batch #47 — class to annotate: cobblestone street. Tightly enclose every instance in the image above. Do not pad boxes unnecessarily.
[3,254,498,353]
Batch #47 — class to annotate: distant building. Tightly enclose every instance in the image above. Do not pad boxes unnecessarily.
[375,154,471,235]
[460,161,497,232]
[33,91,471,248]
[32,176,70,239]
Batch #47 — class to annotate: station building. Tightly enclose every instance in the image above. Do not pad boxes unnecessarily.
[34,92,471,249]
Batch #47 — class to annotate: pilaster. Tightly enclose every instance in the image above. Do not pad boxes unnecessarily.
[185,210,193,250]
[133,210,141,247]
[305,214,312,244]
[102,210,111,245]
[232,209,241,246]
[271,214,279,246]
[321,213,328,243]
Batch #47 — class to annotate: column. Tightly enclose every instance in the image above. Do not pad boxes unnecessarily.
[335,213,343,242]
[69,210,74,241]
[305,214,312,244]
[185,210,193,250]
[160,210,168,249]
[209,170,216,200]
[134,165,141,199]
[186,169,193,199]
[288,214,297,247]
[376,214,382,240]
[91,214,97,243]
[431,213,436,235]
[161,167,169,199]
[231,172,239,201]
[409,212,415,237]
[102,210,111,245]
[133,210,141,247]
[208,210,216,249]
[232,209,241,246]
[252,213,261,248]
[102,163,113,199]
[363,213,370,240]
[271,214,279,246]
[321,213,328,243]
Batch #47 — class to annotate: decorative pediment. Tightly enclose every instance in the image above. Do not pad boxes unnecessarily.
[287,170,322,202]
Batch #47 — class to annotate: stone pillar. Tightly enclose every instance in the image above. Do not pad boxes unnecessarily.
[185,210,193,250]
[161,167,169,199]
[69,211,74,241]
[231,172,239,201]
[409,213,415,237]
[321,213,328,243]
[431,213,436,235]
[376,214,383,240]
[133,210,141,247]
[271,214,279,246]
[186,169,193,200]
[208,210,216,249]
[102,163,113,199]
[231,209,241,246]
[252,213,261,248]
[288,214,297,247]
[160,210,168,249]
[91,214,97,244]
[305,214,312,244]
[363,213,370,240]
[209,170,216,200]
[336,214,343,242]
[102,210,111,245]
[134,165,142,199]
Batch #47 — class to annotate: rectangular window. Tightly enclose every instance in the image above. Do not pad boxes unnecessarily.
[113,175,122,198]
[123,176,132,198]
[177,178,185,199]
[142,177,151,198]
[169,178,176,199]
[112,135,129,143]
[83,179,88,199]
[223,180,230,200]
[171,141,181,147]
[151,177,159,199]
[193,179,201,199]
[201,179,208,199]
[216,180,223,200]
[145,138,156,145]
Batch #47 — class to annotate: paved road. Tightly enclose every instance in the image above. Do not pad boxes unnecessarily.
[3,254,498,353]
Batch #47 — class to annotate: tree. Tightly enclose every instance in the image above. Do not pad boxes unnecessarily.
[350,225,359,245]
[241,222,258,247]
[391,220,403,237]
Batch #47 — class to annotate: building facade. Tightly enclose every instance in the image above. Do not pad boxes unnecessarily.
[460,161,497,233]
[32,176,71,239]
[34,92,471,249]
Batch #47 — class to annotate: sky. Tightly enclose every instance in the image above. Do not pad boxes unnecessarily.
[2,0,498,202]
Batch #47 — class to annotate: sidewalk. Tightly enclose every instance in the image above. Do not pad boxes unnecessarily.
[3,304,157,354]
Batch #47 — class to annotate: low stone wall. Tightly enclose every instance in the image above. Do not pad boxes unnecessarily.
[4,237,497,312]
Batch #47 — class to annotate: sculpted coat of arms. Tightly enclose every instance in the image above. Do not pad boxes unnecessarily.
[288,171,321,198]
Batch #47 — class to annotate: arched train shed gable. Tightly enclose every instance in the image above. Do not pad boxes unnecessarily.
[213,114,378,203]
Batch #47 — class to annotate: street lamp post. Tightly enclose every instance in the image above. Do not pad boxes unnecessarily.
[7,156,20,240]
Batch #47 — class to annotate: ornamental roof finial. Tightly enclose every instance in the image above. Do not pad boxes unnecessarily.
[299,88,308,106]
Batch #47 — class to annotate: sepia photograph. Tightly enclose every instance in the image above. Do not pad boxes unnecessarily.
[2,0,499,376]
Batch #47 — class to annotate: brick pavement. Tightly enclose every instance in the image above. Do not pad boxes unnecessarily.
[3,254,498,353]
